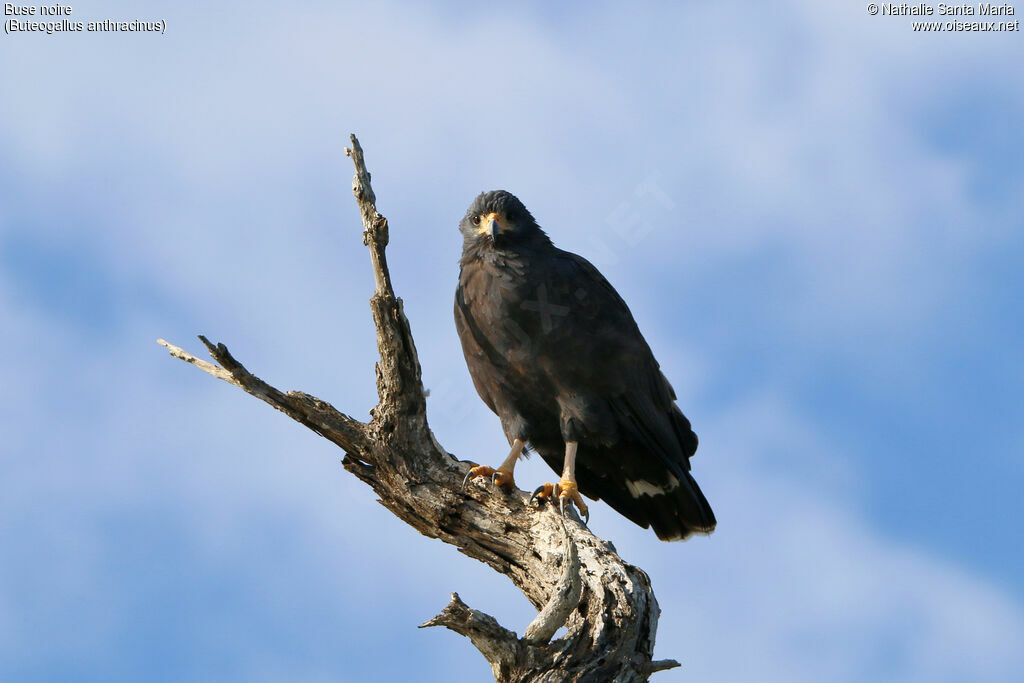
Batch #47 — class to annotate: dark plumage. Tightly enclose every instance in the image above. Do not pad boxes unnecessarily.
[455,190,715,541]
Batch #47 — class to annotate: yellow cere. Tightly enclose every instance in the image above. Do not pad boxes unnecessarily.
[477,211,501,236]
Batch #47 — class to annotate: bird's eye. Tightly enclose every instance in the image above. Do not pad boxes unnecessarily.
[471,215,481,225]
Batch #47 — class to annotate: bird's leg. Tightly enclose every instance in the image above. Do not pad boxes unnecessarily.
[531,441,589,524]
[463,438,525,491]
[556,441,590,522]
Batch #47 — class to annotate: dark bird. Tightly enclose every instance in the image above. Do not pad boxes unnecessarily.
[456,190,716,541]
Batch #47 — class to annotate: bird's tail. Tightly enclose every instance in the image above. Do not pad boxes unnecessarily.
[643,470,716,541]
[561,441,716,542]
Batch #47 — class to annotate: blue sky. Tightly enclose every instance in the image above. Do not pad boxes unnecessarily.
[2,1,1023,681]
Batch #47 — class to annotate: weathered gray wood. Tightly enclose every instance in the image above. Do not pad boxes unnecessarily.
[159,134,680,682]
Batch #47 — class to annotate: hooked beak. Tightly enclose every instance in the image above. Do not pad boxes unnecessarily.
[478,211,501,238]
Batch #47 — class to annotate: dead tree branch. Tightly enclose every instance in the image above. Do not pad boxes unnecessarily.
[159,134,680,682]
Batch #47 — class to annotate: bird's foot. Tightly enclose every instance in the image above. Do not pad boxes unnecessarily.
[462,464,516,490]
[531,479,590,525]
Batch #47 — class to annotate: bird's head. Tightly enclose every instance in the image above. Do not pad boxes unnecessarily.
[459,190,549,251]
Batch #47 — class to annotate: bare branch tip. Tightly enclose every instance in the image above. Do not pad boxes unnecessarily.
[157,337,194,360]
[647,659,682,675]
[418,592,466,629]
[346,134,363,161]
[442,591,468,613]
[417,616,440,630]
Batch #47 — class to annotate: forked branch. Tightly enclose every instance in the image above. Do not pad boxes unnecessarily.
[159,134,679,682]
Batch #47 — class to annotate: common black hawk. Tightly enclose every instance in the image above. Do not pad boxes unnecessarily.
[456,190,715,541]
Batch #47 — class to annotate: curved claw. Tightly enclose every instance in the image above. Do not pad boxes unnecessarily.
[557,494,589,526]
[553,480,589,525]
[463,465,497,491]
[559,495,589,525]
[531,483,554,505]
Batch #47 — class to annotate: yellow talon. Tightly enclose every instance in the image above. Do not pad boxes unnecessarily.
[555,478,589,523]
[531,482,555,503]
[531,479,589,525]
[462,465,516,490]
[491,468,515,489]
